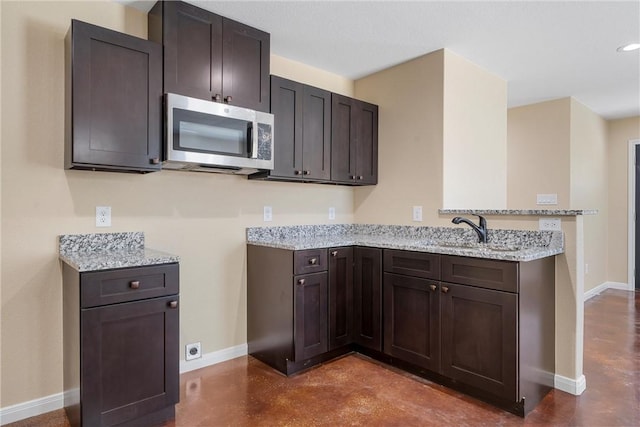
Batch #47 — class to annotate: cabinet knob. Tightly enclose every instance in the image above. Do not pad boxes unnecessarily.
[298,279,305,285]
[350,175,356,180]
[150,158,160,165]
[168,300,178,309]
[129,280,140,289]
[224,95,232,103]
[358,176,364,180]
[294,170,302,175]
[331,251,338,257]
[429,284,437,292]
[213,94,222,102]
[442,286,449,293]
[303,170,310,175]
[309,258,317,265]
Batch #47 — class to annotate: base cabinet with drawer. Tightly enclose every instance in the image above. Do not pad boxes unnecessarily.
[62,263,179,427]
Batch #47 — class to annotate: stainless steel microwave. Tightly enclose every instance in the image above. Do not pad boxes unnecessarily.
[163,93,274,174]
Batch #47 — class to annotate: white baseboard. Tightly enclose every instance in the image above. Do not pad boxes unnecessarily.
[0,392,64,426]
[180,343,248,374]
[0,343,249,425]
[584,281,631,301]
[554,374,587,395]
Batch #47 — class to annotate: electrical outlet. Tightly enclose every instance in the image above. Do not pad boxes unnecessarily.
[328,207,336,220]
[263,206,272,222]
[185,342,201,361]
[539,218,561,231]
[95,206,111,227]
[536,194,558,205]
[585,263,590,275]
[412,206,423,222]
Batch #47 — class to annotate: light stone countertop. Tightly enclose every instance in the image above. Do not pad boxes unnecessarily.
[246,224,563,262]
[439,209,597,216]
[58,232,179,272]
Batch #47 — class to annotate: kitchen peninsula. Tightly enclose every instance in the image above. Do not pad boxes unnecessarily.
[247,223,561,416]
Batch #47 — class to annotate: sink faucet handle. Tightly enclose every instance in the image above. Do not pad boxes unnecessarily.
[473,214,487,228]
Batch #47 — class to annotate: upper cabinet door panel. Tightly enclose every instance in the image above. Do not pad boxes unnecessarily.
[222,18,270,112]
[331,94,357,183]
[161,1,222,101]
[302,85,331,181]
[68,19,161,172]
[270,76,304,179]
[357,101,379,185]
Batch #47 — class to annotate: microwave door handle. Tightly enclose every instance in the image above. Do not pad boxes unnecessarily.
[249,123,258,159]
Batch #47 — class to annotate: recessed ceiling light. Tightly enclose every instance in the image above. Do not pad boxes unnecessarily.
[617,43,640,52]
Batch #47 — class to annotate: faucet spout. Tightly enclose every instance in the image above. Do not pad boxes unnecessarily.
[451,215,488,243]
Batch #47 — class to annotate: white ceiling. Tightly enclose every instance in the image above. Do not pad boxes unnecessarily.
[121,0,640,119]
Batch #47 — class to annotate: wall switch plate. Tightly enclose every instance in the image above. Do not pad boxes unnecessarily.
[539,218,561,231]
[536,194,558,205]
[263,206,272,222]
[185,342,201,361]
[412,206,423,222]
[96,206,111,227]
[328,207,336,220]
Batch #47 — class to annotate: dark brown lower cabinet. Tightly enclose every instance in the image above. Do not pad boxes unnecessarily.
[247,244,555,416]
[353,247,382,351]
[329,247,353,349]
[294,272,328,361]
[440,283,517,401]
[62,263,179,427]
[383,273,440,371]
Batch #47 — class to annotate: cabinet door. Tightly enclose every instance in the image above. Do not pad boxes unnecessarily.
[222,18,270,112]
[329,247,353,349]
[353,247,382,351]
[161,1,223,102]
[331,94,357,183]
[294,272,328,361]
[68,20,162,172]
[440,283,517,401]
[383,274,440,371]
[81,295,179,426]
[270,76,304,179]
[330,94,379,185]
[355,100,379,185]
[302,85,332,181]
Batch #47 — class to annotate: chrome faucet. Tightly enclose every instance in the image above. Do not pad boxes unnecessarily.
[452,215,488,243]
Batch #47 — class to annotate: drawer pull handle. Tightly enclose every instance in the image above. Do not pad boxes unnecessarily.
[309,258,317,265]
[129,281,140,289]
[331,251,338,257]
[224,95,233,103]
[168,300,178,309]
[298,279,305,285]
[442,286,449,293]
[430,284,437,291]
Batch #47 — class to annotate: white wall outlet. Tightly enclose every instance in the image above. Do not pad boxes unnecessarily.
[539,218,561,231]
[95,206,111,227]
[585,263,590,275]
[536,194,558,205]
[328,207,336,220]
[263,206,272,222]
[185,342,201,361]
[412,206,423,222]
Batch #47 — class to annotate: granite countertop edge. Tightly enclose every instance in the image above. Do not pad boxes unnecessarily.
[438,209,598,216]
[58,231,179,272]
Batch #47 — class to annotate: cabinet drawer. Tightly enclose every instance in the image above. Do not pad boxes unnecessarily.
[441,256,517,293]
[81,263,179,308]
[294,249,327,275]
[384,250,440,279]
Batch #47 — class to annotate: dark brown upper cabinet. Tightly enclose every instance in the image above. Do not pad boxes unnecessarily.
[65,20,162,173]
[331,94,379,185]
[149,1,270,112]
[254,76,331,181]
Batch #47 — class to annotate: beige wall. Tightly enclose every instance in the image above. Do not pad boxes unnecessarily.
[0,1,355,407]
[569,99,608,293]
[507,98,571,209]
[442,50,507,209]
[607,117,640,284]
[353,50,446,225]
